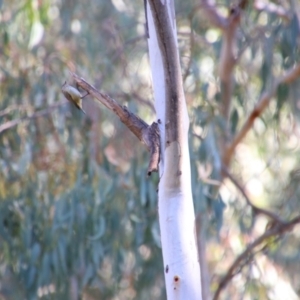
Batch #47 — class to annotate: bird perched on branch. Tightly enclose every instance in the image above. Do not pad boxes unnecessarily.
[61,81,88,114]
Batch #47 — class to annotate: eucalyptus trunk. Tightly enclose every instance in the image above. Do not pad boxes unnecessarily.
[147,1,202,299]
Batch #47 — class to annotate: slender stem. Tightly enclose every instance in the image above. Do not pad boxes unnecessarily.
[223,64,300,168]
[213,215,300,300]
[0,101,65,134]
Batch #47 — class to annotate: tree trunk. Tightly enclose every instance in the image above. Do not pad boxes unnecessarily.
[147,1,202,299]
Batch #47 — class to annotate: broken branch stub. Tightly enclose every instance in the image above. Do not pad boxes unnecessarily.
[68,72,160,175]
[142,122,160,176]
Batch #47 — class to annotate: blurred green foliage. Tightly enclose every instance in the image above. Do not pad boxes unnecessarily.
[0,0,300,299]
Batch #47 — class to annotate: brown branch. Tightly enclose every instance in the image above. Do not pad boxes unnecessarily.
[222,165,285,224]
[197,0,250,154]
[111,91,155,114]
[0,101,65,134]
[223,64,300,167]
[70,72,160,175]
[213,215,300,300]
[199,0,248,143]
[218,1,248,139]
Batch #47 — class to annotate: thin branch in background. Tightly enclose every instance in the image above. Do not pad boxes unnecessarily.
[70,72,160,175]
[222,165,286,224]
[111,91,156,114]
[110,34,146,63]
[254,0,291,21]
[196,0,227,29]
[178,31,211,48]
[144,0,149,38]
[192,132,204,141]
[0,101,66,134]
[131,92,155,113]
[212,215,300,300]
[223,64,300,168]
[183,17,195,83]
[0,104,34,117]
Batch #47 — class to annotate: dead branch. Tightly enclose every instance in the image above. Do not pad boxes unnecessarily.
[144,122,160,175]
[223,64,300,167]
[213,215,300,300]
[70,72,160,175]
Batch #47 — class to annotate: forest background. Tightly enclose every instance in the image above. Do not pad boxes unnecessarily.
[0,0,300,299]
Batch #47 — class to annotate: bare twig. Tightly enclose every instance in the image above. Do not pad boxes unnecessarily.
[0,101,65,134]
[223,64,300,167]
[70,72,160,175]
[222,165,285,224]
[213,215,300,300]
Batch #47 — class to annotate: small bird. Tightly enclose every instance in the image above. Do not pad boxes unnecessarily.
[61,81,88,114]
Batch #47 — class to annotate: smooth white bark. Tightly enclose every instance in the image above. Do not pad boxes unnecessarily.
[147,1,202,299]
